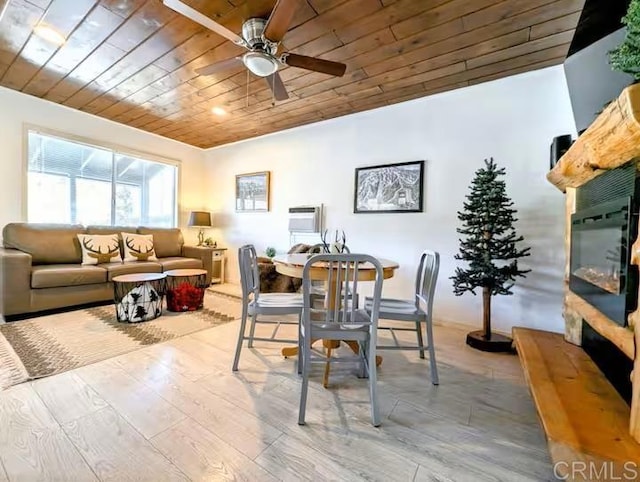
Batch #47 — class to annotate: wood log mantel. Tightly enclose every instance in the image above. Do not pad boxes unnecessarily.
[548,83,640,192]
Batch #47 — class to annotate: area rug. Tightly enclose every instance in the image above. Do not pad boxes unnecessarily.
[0,292,242,390]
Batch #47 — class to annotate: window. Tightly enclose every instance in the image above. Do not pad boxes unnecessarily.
[27,131,178,227]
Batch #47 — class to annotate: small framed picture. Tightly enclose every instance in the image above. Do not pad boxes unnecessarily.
[236,171,270,212]
[354,161,424,213]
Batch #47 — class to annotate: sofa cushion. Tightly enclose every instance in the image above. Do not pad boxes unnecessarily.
[158,257,203,272]
[86,225,137,236]
[77,234,122,265]
[137,227,183,258]
[101,261,162,281]
[86,226,136,258]
[121,233,158,262]
[31,264,107,289]
[3,223,86,264]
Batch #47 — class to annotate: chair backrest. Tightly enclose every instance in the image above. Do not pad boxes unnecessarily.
[238,244,260,302]
[414,250,440,315]
[302,253,384,329]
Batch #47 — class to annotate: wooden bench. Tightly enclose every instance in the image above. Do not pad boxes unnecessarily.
[513,327,640,480]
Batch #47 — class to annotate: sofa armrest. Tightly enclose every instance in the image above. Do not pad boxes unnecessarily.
[0,248,32,316]
[181,246,213,285]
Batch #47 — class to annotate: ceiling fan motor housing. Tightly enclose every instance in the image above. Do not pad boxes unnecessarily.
[242,18,276,53]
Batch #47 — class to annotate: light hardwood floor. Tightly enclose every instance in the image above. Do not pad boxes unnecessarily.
[0,315,553,481]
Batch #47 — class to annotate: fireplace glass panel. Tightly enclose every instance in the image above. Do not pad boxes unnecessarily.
[569,196,636,326]
[572,227,623,295]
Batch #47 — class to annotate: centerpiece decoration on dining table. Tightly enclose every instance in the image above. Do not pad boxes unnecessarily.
[451,158,530,352]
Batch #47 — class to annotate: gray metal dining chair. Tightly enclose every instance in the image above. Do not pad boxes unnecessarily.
[308,243,356,305]
[232,244,303,371]
[364,250,440,385]
[298,253,384,427]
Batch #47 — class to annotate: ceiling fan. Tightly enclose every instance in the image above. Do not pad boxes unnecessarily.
[162,0,347,101]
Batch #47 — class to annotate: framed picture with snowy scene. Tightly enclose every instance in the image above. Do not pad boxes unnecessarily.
[354,160,424,213]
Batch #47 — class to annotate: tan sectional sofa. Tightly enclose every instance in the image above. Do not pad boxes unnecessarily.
[0,223,213,318]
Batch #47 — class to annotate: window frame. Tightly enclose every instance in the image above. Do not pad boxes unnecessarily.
[23,125,181,227]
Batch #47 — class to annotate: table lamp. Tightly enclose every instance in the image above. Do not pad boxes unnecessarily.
[188,211,212,246]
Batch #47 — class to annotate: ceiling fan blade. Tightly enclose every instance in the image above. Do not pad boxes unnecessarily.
[265,72,289,101]
[196,57,242,76]
[263,0,298,43]
[283,53,347,77]
[163,0,245,46]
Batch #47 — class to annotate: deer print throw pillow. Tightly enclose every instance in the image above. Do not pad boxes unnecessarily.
[77,234,122,265]
[122,233,158,262]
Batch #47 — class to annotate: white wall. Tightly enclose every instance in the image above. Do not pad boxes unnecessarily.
[0,86,207,244]
[203,65,576,334]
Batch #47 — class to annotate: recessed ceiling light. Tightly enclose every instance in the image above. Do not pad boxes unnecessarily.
[33,24,66,46]
[211,107,227,116]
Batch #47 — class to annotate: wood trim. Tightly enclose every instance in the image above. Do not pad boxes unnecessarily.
[0,0,583,148]
[513,328,640,471]
[563,188,582,345]
[565,291,634,360]
[548,83,640,191]
[628,224,640,441]
[632,325,640,442]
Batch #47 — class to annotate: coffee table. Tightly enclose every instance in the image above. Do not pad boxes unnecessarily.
[165,269,208,312]
[112,273,166,323]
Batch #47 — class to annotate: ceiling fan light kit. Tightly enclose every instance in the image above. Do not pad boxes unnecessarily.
[162,0,347,102]
[242,52,279,77]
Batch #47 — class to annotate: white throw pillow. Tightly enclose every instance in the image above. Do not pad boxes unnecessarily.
[77,234,122,265]
[122,233,158,262]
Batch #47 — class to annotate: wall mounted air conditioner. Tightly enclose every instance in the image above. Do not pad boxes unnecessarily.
[288,206,322,233]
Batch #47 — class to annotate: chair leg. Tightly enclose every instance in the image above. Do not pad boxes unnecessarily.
[298,335,311,425]
[232,305,249,371]
[247,312,258,348]
[426,317,439,385]
[367,339,381,427]
[297,313,303,375]
[322,346,332,388]
[357,340,367,378]
[416,321,425,359]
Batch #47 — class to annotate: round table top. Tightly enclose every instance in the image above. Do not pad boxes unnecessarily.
[164,269,208,278]
[273,253,399,281]
[112,273,167,283]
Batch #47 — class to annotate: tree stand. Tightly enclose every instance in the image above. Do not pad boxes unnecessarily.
[465,287,513,352]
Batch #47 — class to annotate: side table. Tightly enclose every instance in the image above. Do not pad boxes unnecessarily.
[165,269,208,312]
[188,246,227,284]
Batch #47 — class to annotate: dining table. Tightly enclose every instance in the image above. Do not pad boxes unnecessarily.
[272,253,399,387]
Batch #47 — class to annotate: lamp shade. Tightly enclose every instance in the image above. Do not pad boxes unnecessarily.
[188,211,212,227]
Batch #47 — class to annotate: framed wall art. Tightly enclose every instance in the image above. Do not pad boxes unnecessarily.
[354,160,424,213]
[236,171,270,212]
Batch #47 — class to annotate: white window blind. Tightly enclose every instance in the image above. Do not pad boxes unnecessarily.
[27,131,178,227]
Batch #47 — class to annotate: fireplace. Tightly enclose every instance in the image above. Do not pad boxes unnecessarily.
[569,165,639,326]
[582,320,633,404]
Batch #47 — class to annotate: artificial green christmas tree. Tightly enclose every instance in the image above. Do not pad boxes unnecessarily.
[451,158,531,352]
[610,0,640,79]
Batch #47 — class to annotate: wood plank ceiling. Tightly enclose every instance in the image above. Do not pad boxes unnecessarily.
[0,0,585,149]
